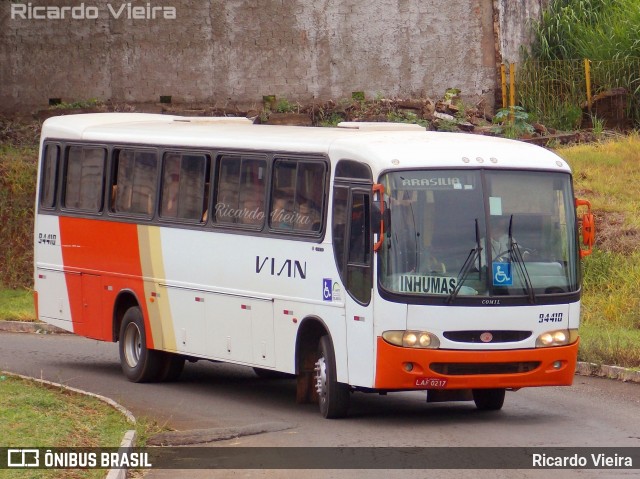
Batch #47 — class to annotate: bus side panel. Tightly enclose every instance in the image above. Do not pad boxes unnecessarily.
[137,225,175,351]
[35,270,76,333]
[34,215,75,332]
[59,217,148,343]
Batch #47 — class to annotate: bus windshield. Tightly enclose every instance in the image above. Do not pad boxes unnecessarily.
[378,169,579,301]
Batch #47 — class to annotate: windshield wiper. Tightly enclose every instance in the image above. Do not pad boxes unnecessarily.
[446,219,482,304]
[507,215,536,304]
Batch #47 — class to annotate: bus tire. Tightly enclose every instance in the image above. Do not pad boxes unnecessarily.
[118,306,162,383]
[472,388,505,411]
[159,352,185,382]
[315,335,349,419]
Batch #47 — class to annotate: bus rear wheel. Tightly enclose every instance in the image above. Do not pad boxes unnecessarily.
[472,388,506,411]
[315,335,349,419]
[119,306,162,383]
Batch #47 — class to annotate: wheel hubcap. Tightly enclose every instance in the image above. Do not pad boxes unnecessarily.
[123,322,142,368]
[315,355,327,401]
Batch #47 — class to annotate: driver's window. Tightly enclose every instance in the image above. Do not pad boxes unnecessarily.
[346,191,372,304]
[331,186,372,304]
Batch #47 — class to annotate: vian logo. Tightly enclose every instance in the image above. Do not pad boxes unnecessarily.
[256,256,307,279]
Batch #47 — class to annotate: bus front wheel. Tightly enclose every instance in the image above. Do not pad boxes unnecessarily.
[472,388,506,411]
[315,335,350,419]
[119,306,162,383]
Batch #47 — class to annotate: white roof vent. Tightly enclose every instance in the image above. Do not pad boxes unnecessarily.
[173,116,253,124]
[337,121,426,131]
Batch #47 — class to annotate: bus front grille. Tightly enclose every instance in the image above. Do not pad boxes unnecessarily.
[443,330,532,343]
[429,362,541,376]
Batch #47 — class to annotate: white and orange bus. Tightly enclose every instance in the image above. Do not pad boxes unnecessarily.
[34,113,594,418]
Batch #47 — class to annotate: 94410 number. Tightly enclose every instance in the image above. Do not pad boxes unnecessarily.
[539,312,563,323]
[38,233,57,246]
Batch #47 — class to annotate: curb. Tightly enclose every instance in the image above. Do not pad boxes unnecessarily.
[575,361,640,384]
[1,370,137,479]
[0,320,69,335]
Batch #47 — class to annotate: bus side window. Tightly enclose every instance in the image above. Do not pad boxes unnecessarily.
[64,146,106,212]
[332,187,372,304]
[346,192,372,304]
[332,187,349,278]
[270,159,326,233]
[293,162,325,232]
[160,152,208,221]
[215,156,266,227]
[112,149,158,216]
[40,144,59,209]
[238,159,266,226]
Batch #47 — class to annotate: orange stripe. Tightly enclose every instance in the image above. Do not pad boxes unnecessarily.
[59,217,147,343]
[374,336,578,389]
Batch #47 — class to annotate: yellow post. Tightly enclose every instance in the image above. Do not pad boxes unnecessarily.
[509,63,516,123]
[584,58,592,113]
[500,64,508,109]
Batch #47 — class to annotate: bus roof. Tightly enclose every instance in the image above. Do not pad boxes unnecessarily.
[41,113,571,174]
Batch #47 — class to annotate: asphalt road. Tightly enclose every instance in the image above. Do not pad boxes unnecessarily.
[1,331,639,479]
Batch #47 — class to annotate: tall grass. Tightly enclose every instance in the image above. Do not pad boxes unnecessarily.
[530,0,640,61]
[521,0,640,129]
[0,146,37,289]
[562,133,640,231]
[559,135,640,367]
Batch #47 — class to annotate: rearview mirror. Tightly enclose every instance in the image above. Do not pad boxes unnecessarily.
[575,198,595,258]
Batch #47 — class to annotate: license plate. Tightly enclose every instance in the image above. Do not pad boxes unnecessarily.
[415,377,448,388]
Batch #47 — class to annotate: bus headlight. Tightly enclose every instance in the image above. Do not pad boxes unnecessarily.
[382,330,440,349]
[535,329,579,348]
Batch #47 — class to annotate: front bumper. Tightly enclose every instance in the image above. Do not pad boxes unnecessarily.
[374,336,579,390]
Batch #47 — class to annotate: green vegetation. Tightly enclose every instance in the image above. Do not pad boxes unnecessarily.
[49,98,102,110]
[492,106,535,139]
[386,110,429,128]
[521,0,640,129]
[530,0,640,61]
[318,112,344,127]
[0,288,35,321]
[274,98,298,113]
[0,375,132,479]
[559,134,640,367]
[0,145,37,289]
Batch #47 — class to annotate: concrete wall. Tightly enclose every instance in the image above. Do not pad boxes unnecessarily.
[496,0,549,64]
[1,0,513,113]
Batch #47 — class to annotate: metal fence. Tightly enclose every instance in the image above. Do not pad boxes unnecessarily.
[501,58,640,130]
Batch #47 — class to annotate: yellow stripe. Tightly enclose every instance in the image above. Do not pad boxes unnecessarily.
[138,225,177,351]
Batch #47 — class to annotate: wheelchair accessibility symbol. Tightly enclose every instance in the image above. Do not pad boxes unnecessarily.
[323,278,333,301]
[492,263,513,286]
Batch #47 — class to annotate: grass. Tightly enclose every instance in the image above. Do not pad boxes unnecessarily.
[558,134,640,367]
[530,0,640,61]
[0,375,132,479]
[523,0,640,128]
[562,133,640,232]
[0,288,36,321]
[0,145,37,289]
